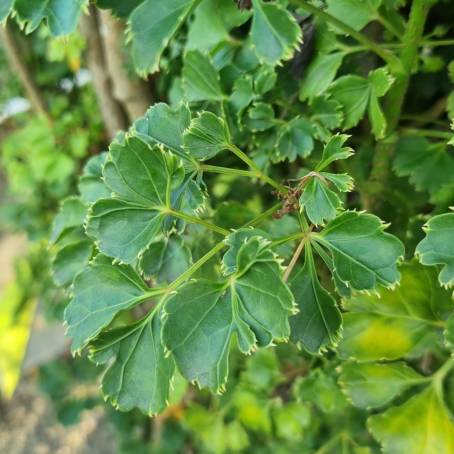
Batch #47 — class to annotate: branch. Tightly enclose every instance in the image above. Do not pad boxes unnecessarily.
[227,144,288,193]
[79,5,128,139]
[0,21,51,122]
[165,204,283,292]
[366,0,431,212]
[98,10,153,121]
[289,0,401,71]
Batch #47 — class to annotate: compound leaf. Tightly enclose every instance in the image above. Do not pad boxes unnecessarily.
[339,362,426,409]
[393,136,454,197]
[52,240,93,287]
[337,262,449,360]
[300,176,342,226]
[86,137,185,263]
[317,211,404,291]
[416,212,454,288]
[250,0,301,66]
[50,197,87,244]
[133,103,191,158]
[329,75,371,130]
[186,0,251,51]
[14,0,84,35]
[299,52,345,101]
[276,117,314,162]
[163,235,294,391]
[316,134,353,171]
[326,0,381,31]
[130,0,195,75]
[289,254,342,353]
[64,256,151,352]
[89,314,174,415]
[368,386,454,453]
[183,112,231,160]
[78,152,110,204]
[139,236,192,284]
[183,50,224,102]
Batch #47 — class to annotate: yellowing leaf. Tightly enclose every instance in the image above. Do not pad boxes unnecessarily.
[368,386,454,453]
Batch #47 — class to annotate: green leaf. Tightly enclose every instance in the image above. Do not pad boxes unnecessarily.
[444,313,454,349]
[186,0,251,51]
[368,386,454,453]
[272,402,310,441]
[230,76,254,115]
[368,93,388,139]
[311,97,344,130]
[276,117,314,162]
[326,0,381,31]
[86,137,185,263]
[52,240,93,286]
[14,0,84,35]
[133,103,191,157]
[51,197,87,244]
[250,0,301,66]
[89,314,174,415]
[368,67,394,97]
[0,0,13,22]
[299,52,345,101]
[163,235,294,391]
[78,152,111,204]
[329,75,371,130]
[416,212,454,288]
[97,0,144,18]
[316,134,354,170]
[64,257,151,352]
[139,236,192,284]
[162,280,232,391]
[294,369,347,413]
[254,66,277,95]
[339,362,426,409]
[183,50,224,102]
[245,102,275,131]
[393,136,454,197]
[130,0,195,75]
[337,262,449,360]
[183,112,231,160]
[289,251,342,353]
[316,211,404,291]
[300,176,342,226]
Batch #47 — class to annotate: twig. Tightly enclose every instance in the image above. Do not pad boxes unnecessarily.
[0,21,51,122]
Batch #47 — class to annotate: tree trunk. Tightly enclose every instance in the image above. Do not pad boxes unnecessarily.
[79,6,128,139]
[0,21,50,122]
[98,10,152,121]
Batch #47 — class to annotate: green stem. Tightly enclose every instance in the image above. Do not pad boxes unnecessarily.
[289,0,401,71]
[166,242,226,292]
[200,164,257,178]
[421,39,454,47]
[169,210,229,235]
[367,0,430,211]
[164,204,282,292]
[376,13,403,40]
[433,357,454,397]
[283,236,308,282]
[400,128,453,139]
[244,203,282,227]
[227,144,287,193]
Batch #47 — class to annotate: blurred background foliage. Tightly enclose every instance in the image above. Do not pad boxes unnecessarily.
[0,1,454,453]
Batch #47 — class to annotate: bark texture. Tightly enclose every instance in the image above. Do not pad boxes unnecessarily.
[79,6,128,139]
[0,21,50,122]
[98,10,152,121]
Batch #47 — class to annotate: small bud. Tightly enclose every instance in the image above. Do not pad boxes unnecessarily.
[235,0,252,10]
